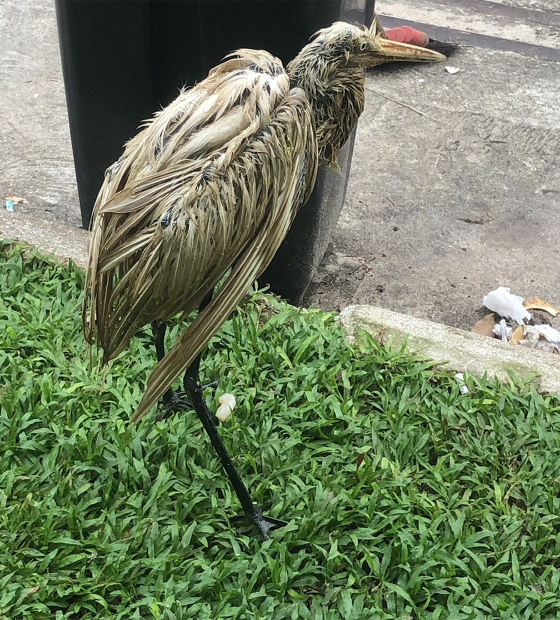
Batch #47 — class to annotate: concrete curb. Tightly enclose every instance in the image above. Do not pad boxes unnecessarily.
[2,211,559,395]
[338,305,560,395]
[0,211,89,268]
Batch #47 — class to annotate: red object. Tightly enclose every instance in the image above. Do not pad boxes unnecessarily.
[385,26,430,48]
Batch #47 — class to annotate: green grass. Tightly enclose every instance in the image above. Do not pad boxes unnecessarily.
[1,243,560,620]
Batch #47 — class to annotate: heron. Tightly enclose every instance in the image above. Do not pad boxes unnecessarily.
[83,21,444,539]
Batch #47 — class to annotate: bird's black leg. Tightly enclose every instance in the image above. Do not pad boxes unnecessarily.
[183,369,287,540]
[182,291,287,538]
[151,320,193,416]
[151,296,217,419]
[152,294,284,538]
[152,320,167,363]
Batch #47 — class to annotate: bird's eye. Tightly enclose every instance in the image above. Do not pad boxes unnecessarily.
[360,42,368,51]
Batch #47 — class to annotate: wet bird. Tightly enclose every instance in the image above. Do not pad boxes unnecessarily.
[84,22,444,539]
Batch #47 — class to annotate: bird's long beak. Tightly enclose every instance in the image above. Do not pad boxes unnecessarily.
[372,38,446,63]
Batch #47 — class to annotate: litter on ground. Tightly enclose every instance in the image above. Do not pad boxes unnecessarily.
[474,287,560,355]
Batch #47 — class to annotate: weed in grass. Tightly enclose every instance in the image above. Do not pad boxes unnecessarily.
[1,243,560,619]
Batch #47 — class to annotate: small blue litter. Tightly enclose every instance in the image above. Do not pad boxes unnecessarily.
[5,200,15,212]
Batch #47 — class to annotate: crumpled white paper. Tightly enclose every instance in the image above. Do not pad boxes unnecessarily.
[216,393,236,422]
[492,319,513,342]
[482,287,531,324]
[526,324,560,345]
[455,373,470,394]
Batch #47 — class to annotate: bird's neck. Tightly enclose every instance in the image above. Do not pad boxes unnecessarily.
[288,55,366,169]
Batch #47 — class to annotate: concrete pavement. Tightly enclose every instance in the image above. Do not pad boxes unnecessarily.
[307,0,560,332]
[1,0,559,336]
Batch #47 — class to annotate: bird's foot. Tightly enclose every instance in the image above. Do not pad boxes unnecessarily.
[157,382,219,421]
[156,390,193,421]
[232,506,288,541]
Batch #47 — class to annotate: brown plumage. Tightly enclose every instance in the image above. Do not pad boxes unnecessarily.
[84,22,445,424]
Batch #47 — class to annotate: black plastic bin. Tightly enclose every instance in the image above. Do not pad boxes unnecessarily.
[55,0,375,304]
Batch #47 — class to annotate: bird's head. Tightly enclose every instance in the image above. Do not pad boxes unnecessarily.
[288,21,445,168]
[309,21,445,68]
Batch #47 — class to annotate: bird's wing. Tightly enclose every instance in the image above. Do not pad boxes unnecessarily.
[83,50,318,420]
[131,88,317,423]
[131,134,314,422]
